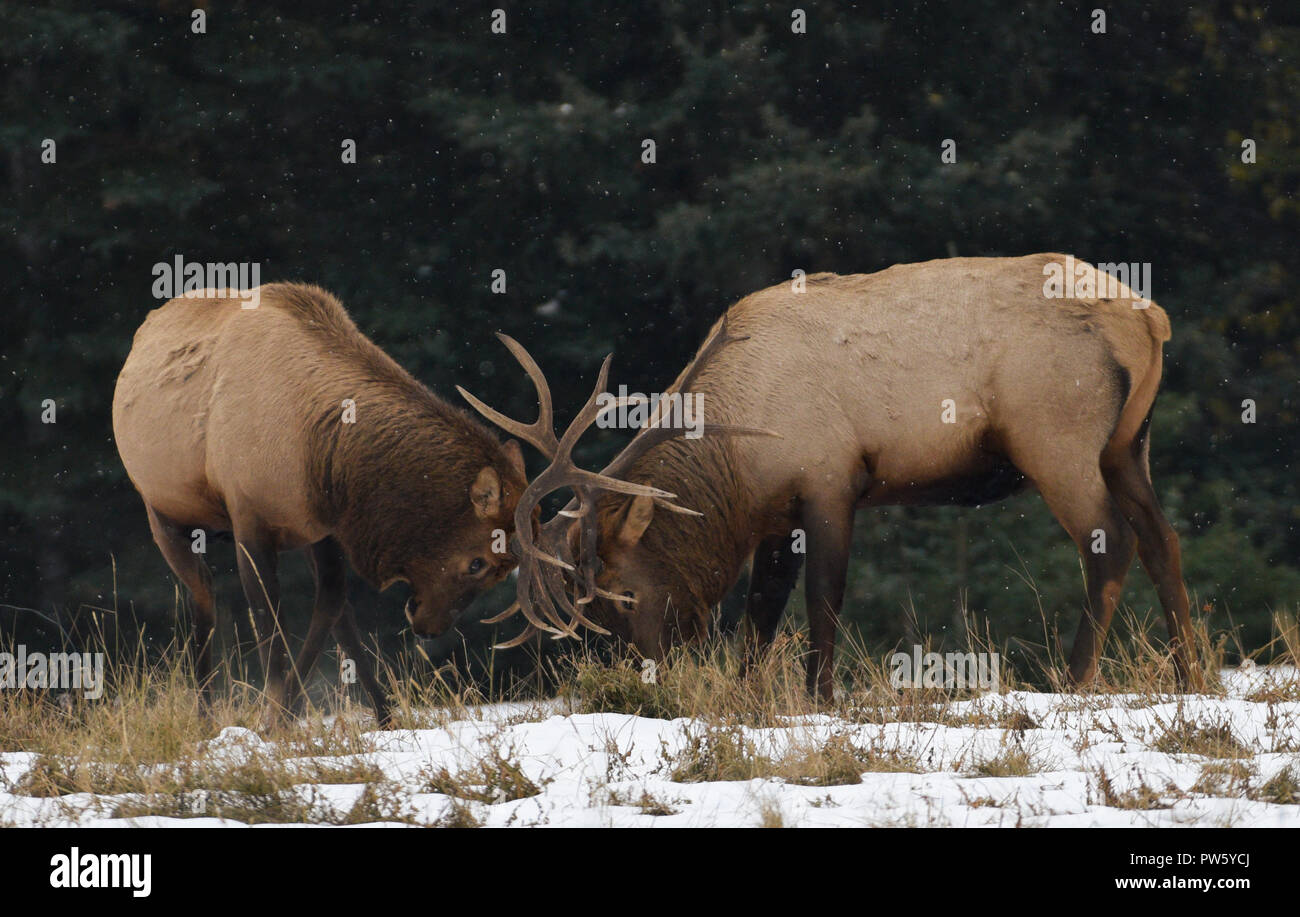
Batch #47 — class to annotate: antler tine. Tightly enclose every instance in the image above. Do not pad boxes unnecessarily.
[531,316,762,622]
[521,538,574,571]
[515,493,598,636]
[652,498,704,517]
[491,429,595,638]
[456,333,560,458]
[515,543,578,635]
[481,527,573,637]
[505,485,612,635]
[539,559,610,635]
[514,575,569,636]
[492,623,541,650]
[499,541,620,645]
[567,483,603,608]
[475,344,627,643]
[554,352,614,455]
[479,577,563,634]
[481,601,522,626]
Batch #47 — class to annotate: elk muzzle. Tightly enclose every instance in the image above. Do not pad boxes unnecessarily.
[405,595,456,639]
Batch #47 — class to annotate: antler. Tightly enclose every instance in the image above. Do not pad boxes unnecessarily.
[456,334,559,458]
[461,319,776,648]
[459,335,677,643]
[558,317,778,606]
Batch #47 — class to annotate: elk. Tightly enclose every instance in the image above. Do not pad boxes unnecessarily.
[463,254,1203,699]
[113,283,528,724]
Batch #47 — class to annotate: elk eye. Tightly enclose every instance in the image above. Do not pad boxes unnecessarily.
[468,558,486,575]
[621,591,635,603]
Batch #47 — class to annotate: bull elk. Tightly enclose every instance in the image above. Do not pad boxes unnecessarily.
[113,283,527,724]
[464,254,1203,698]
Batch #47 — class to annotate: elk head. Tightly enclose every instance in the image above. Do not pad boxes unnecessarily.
[399,442,528,638]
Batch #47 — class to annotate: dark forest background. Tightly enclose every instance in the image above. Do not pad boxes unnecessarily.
[1,1,1297,689]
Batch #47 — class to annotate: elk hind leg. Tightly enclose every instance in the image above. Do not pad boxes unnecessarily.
[287,538,350,716]
[233,527,288,716]
[146,506,217,708]
[1103,450,1201,690]
[1031,470,1137,687]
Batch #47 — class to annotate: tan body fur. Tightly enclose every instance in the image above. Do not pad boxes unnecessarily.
[113,284,526,722]
[574,254,1199,696]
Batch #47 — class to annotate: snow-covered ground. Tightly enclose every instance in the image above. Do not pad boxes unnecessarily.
[3,667,1298,827]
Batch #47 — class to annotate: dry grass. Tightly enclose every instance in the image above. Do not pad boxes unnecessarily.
[1095,768,1175,810]
[663,723,917,786]
[1151,714,1252,759]
[755,796,788,827]
[1042,607,1229,696]
[603,788,682,816]
[0,593,1246,763]
[968,744,1043,778]
[775,733,919,784]
[559,626,1015,729]
[0,630,383,760]
[1249,766,1300,805]
[421,740,547,804]
[11,737,397,824]
[666,725,770,783]
[1191,760,1255,797]
[1,602,1292,826]
[431,799,484,828]
[112,776,417,826]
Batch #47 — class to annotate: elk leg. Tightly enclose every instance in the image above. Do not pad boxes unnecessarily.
[332,601,392,728]
[146,506,217,710]
[233,530,288,715]
[801,500,855,702]
[1033,472,1137,687]
[740,534,805,675]
[286,538,349,715]
[1103,455,1202,690]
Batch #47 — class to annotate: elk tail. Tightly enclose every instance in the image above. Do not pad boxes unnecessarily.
[1105,300,1171,462]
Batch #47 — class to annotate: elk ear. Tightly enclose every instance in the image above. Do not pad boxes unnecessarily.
[470,466,502,519]
[617,495,655,546]
[502,439,526,480]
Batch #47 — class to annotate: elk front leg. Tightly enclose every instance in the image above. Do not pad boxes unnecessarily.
[333,600,393,728]
[741,534,805,676]
[801,499,855,702]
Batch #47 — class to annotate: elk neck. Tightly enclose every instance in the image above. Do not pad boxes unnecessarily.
[302,350,505,587]
[601,419,761,610]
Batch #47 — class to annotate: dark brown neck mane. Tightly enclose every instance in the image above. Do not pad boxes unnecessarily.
[600,425,758,614]
[280,285,503,585]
